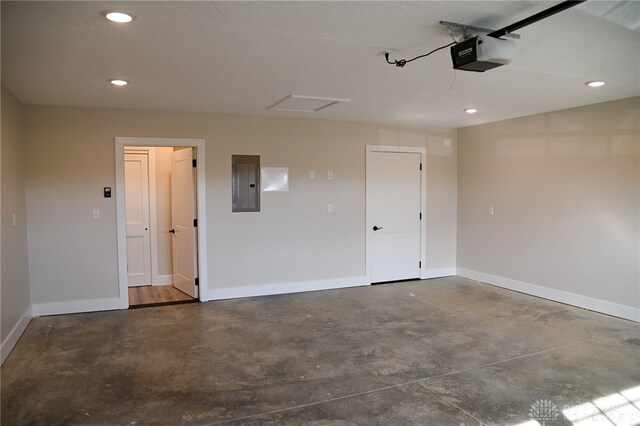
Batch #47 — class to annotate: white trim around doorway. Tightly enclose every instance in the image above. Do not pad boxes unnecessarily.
[115,137,209,308]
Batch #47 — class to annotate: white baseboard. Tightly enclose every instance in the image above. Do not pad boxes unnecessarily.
[1,306,33,365]
[457,268,640,322]
[32,297,121,317]
[422,267,456,279]
[152,275,173,286]
[209,276,370,301]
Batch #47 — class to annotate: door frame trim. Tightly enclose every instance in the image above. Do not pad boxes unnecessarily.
[365,145,427,284]
[115,137,209,308]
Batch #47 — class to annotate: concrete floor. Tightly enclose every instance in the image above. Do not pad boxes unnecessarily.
[2,277,639,425]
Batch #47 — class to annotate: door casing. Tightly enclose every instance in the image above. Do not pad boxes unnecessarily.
[366,145,427,283]
[115,137,208,308]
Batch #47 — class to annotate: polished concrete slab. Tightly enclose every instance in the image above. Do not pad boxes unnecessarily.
[2,277,638,425]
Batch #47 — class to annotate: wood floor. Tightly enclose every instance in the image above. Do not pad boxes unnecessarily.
[128,285,195,307]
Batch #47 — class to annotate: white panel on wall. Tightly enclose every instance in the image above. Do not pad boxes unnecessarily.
[262,167,289,192]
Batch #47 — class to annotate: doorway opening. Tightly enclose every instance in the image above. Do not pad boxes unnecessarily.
[366,145,427,284]
[115,138,208,309]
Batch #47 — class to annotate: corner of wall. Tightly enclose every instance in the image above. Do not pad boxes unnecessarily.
[0,306,32,365]
[1,86,34,365]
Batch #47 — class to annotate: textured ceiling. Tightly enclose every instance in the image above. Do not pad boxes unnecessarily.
[2,1,639,128]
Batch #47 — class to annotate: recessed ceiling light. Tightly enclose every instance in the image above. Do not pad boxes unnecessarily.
[110,79,128,86]
[586,80,606,88]
[465,108,478,114]
[104,11,135,23]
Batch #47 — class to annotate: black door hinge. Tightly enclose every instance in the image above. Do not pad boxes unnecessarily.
[193,219,198,227]
[419,212,422,220]
[419,261,422,268]
[192,159,197,167]
[419,163,423,171]
[195,278,199,287]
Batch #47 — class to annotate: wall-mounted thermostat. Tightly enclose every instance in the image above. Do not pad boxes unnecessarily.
[104,187,112,198]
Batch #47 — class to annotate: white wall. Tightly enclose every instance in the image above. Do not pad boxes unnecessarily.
[457,97,640,319]
[154,147,173,280]
[425,132,457,275]
[9,95,638,323]
[1,87,32,363]
[24,106,458,310]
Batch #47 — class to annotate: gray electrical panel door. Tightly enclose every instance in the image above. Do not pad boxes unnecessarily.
[232,155,260,212]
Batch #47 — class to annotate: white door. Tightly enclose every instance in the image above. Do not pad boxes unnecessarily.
[368,151,422,283]
[171,148,199,298]
[124,152,152,287]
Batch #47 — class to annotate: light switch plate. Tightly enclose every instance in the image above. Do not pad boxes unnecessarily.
[93,209,101,220]
[327,171,333,180]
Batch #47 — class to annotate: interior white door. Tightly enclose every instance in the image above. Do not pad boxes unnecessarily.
[368,151,422,283]
[124,152,152,287]
[171,148,199,298]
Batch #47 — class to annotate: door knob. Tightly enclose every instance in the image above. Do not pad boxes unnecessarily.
[169,229,175,233]
[373,226,383,231]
